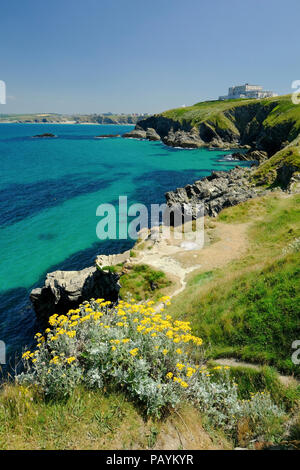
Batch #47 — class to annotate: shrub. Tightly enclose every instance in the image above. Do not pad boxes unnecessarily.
[17,297,285,440]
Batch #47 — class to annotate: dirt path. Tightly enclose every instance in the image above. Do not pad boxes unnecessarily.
[133,221,250,300]
[214,358,299,387]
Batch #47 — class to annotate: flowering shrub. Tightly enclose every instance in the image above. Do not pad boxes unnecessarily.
[17,296,284,430]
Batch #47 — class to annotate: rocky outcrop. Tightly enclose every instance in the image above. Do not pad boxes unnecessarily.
[146,128,161,141]
[165,167,259,217]
[232,150,268,164]
[122,126,147,139]
[287,171,300,193]
[95,250,131,268]
[276,164,300,189]
[30,266,120,325]
[95,134,120,138]
[162,128,204,148]
[33,133,56,138]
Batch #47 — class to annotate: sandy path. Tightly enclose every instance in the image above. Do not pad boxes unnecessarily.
[214,358,299,387]
[133,221,250,301]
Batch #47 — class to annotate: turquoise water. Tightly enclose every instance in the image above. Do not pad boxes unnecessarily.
[0,123,250,368]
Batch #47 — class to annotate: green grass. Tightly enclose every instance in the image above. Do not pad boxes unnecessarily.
[161,94,300,131]
[119,264,171,301]
[251,135,300,186]
[193,255,299,374]
[0,384,230,450]
[0,385,147,449]
[167,193,300,375]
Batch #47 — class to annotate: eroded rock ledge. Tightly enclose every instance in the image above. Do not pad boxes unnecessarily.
[165,167,262,217]
[30,266,120,325]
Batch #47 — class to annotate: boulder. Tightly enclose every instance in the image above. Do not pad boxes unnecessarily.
[163,129,204,148]
[146,127,161,141]
[30,266,120,325]
[287,171,300,193]
[122,126,146,139]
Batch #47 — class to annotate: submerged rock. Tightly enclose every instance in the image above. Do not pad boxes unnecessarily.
[95,134,120,138]
[165,167,259,218]
[33,133,56,138]
[30,266,120,325]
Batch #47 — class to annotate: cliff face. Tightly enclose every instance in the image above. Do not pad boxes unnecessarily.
[165,167,260,218]
[126,95,300,187]
[136,97,299,154]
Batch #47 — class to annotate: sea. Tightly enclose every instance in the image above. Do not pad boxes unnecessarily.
[0,123,250,373]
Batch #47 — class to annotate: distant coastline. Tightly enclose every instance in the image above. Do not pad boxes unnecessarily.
[0,121,135,125]
[0,113,149,125]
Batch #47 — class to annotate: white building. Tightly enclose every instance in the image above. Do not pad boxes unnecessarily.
[219,83,277,100]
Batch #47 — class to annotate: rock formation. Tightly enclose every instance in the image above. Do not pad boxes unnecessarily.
[33,133,56,138]
[146,128,161,141]
[232,150,268,164]
[165,167,260,218]
[95,250,131,268]
[122,126,147,139]
[95,134,120,138]
[30,266,120,325]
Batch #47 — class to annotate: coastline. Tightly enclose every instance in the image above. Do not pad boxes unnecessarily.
[0,121,135,125]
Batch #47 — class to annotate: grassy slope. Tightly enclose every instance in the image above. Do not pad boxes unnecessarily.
[251,135,300,185]
[167,193,300,375]
[0,385,230,450]
[161,94,300,132]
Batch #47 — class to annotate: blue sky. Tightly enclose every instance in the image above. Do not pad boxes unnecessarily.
[1,0,299,114]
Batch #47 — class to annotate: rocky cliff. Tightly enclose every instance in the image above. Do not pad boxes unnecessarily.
[123,95,300,187]
[165,167,261,218]
[30,266,120,325]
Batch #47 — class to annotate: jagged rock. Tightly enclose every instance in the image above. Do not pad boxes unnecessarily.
[231,150,268,164]
[30,266,120,325]
[163,128,204,148]
[287,171,300,193]
[146,128,161,141]
[122,126,146,139]
[95,250,131,268]
[165,167,258,217]
[249,150,268,163]
[277,164,300,189]
[209,137,231,149]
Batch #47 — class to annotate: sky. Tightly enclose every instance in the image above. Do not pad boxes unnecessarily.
[0,0,300,114]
